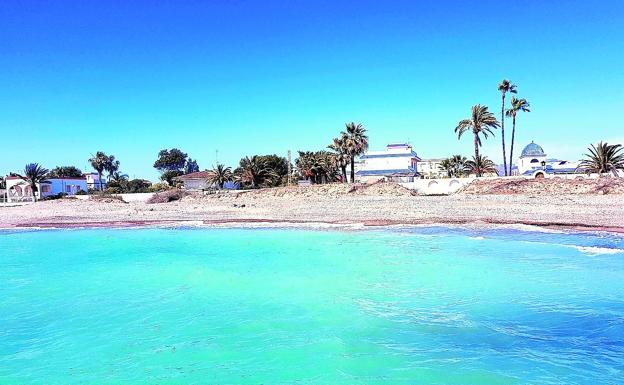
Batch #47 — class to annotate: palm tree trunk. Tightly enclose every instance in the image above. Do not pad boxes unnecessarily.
[341,165,347,183]
[350,155,355,183]
[509,116,517,176]
[98,171,104,191]
[474,133,481,177]
[501,94,508,176]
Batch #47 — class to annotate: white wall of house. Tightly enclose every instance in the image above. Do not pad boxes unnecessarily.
[5,176,87,202]
[85,173,106,190]
[357,143,420,183]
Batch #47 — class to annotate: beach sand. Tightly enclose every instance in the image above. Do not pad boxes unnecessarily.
[1,181,623,232]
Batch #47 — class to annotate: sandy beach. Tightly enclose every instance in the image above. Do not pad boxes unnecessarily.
[2,180,624,232]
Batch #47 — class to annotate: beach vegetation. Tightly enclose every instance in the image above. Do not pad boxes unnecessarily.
[295,151,340,184]
[235,155,283,188]
[498,79,517,176]
[89,151,115,191]
[341,122,368,183]
[455,105,500,176]
[578,142,624,176]
[506,97,531,173]
[19,163,49,201]
[185,158,200,174]
[209,164,234,189]
[465,155,499,177]
[439,155,469,177]
[47,166,83,178]
[328,135,350,182]
[154,148,198,185]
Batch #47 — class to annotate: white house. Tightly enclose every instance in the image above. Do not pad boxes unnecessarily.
[517,141,581,177]
[174,171,216,191]
[356,143,421,183]
[417,158,446,179]
[4,176,87,202]
[85,173,106,190]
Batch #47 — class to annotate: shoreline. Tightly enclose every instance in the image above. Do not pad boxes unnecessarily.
[1,186,623,235]
[2,217,624,235]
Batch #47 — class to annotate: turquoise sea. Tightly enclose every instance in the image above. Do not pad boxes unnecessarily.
[1,226,623,384]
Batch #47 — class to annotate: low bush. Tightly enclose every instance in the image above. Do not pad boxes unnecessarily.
[75,190,88,195]
[146,189,188,204]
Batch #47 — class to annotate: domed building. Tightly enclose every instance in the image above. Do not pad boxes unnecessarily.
[516,141,581,177]
[518,141,547,174]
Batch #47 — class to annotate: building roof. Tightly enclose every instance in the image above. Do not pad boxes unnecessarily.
[356,168,419,177]
[520,141,546,158]
[173,171,215,180]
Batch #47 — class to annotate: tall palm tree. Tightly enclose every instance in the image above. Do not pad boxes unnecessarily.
[440,154,469,177]
[89,151,110,191]
[106,156,120,181]
[506,97,531,174]
[341,122,368,183]
[19,163,49,201]
[465,155,498,177]
[454,105,500,176]
[578,142,624,176]
[209,163,233,188]
[327,135,350,183]
[498,80,517,176]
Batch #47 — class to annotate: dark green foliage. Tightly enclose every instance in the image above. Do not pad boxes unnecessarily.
[48,166,83,178]
[578,142,624,175]
[296,151,339,184]
[154,148,188,172]
[161,170,184,186]
[185,158,200,174]
[235,155,283,188]
[19,163,49,201]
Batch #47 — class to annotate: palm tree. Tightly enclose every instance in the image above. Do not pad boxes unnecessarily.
[465,155,498,177]
[578,142,624,176]
[506,97,530,174]
[209,163,233,189]
[455,105,500,176]
[19,163,49,201]
[110,171,129,184]
[328,135,350,183]
[237,156,277,188]
[498,80,517,176]
[439,158,454,178]
[341,122,368,183]
[89,151,110,191]
[106,156,120,181]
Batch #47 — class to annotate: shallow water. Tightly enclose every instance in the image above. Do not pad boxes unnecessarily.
[1,226,623,384]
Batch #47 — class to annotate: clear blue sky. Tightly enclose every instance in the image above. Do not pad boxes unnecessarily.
[1,0,623,180]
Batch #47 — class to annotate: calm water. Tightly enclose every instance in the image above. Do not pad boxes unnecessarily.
[1,226,623,384]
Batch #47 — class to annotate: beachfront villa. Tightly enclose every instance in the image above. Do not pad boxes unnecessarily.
[4,176,88,202]
[85,172,106,190]
[356,143,421,183]
[417,158,446,179]
[517,141,581,178]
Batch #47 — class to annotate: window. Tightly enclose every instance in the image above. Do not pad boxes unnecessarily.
[41,185,51,193]
[530,159,540,163]
[66,185,72,193]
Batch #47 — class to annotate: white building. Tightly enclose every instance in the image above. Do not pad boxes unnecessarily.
[4,176,87,202]
[517,141,581,177]
[85,173,106,190]
[174,171,216,190]
[356,143,421,183]
[417,158,446,179]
